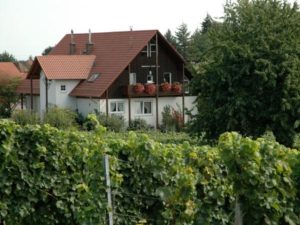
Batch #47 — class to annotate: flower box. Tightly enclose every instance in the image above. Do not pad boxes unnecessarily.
[171,82,182,93]
[144,83,156,95]
[160,82,172,92]
[133,83,145,94]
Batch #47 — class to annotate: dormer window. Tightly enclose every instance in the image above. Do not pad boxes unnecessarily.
[87,73,100,82]
[147,70,154,83]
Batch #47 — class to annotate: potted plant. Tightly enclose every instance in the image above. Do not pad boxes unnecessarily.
[171,82,182,93]
[144,83,156,95]
[133,83,145,94]
[160,82,171,92]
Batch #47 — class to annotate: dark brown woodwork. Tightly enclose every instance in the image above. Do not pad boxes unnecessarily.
[30,76,33,110]
[128,64,131,125]
[155,33,159,129]
[106,90,109,116]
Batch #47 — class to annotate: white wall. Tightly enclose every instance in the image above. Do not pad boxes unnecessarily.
[24,95,40,112]
[82,96,197,128]
[39,70,80,117]
[77,98,101,117]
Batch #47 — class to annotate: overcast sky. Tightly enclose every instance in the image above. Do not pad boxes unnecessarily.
[1,0,226,60]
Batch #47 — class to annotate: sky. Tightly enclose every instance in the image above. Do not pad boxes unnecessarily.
[0,0,227,60]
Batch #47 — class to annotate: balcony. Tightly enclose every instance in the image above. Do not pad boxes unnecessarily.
[123,82,183,98]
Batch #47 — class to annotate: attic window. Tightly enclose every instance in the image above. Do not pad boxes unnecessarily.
[87,73,100,82]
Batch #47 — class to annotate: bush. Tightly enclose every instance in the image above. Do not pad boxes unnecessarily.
[88,112,125,132]
[161,105,184,132]
[128,118,151,131]
[11,109,40,125]
[44,107,76,129]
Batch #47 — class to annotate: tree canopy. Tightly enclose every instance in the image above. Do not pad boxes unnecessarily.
[189,0,300,146]
[0,51,16,62]
[42,46,53,56]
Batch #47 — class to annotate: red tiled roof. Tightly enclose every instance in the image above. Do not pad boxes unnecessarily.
[0,62,25,81]
[28,55,96,80]
[50,30,158,97]
[16,79,40,95]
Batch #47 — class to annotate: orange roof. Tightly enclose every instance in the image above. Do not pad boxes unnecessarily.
[0,62,25,81]
[50,30,159,97]
[27,55,96,80]
[23,30,185,97]
[16,79,40,95]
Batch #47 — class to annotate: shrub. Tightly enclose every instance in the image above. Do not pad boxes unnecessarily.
[95,113,125,132]
[128,118,151,131]
[161,104,184,132]
[44,107,76,129]
[11,109,40,125]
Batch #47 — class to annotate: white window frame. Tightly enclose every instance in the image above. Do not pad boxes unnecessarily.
[163,72,172,84]
[136,101,152,115]
[129,73,137,85]
[60,84,67,92]
[147,70,154,83]
[110,101,125,114]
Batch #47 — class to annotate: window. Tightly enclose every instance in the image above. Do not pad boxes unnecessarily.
[129,73,136,85]
[110,102,124,113]
[141,41,156,58]
[87,73,100,82]
[136,101,152,115]
[163,72,172,83]
[147,70,154,83]
[60,85,66,92]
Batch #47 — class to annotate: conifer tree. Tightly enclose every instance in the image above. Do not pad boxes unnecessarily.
[174,23,190,59]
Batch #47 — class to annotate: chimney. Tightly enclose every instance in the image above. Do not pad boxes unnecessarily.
[69,29,76,55]
[85,29,94,54]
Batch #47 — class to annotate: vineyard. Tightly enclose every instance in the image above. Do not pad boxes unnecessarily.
[0,120,300,224]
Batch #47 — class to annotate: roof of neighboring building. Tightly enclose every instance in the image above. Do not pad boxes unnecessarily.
[16,79,40,95]
[27,55,96,80]
[0,62,26,81]
[25,30,186,98]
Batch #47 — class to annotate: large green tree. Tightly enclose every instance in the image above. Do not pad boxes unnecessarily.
[175,23,190,59]
[164,29,177,48]
[189,0,300,146]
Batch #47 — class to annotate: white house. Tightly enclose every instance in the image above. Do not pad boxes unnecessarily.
[17,30,196,127]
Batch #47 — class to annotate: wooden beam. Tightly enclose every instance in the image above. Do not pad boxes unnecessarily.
[182,64,185,125]
[155,33,159,129]
[128,64,132,126]
[30,76,33,110]
[20,94,23,110]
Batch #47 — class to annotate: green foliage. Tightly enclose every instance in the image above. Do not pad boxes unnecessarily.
[161,105,184,132]
[44,107,77,129]
[0,51,16,62]
[189,0,300,146]
[42,46,53,56]
[0,77,21,118]
[164,29,177,47]
[128,118,151,131]
[96,113,125,132]
[219,132,297,224]
[175,23,191,59]
[11,109,40,125]
[1,120,300,224]
[0,120,109,224]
